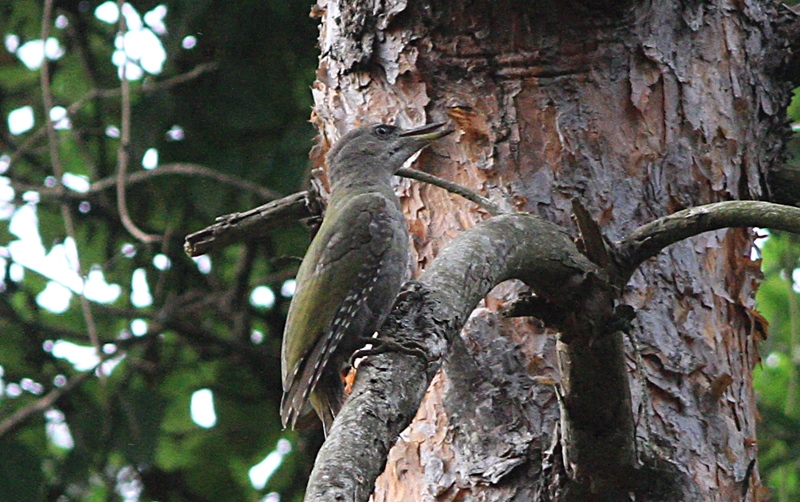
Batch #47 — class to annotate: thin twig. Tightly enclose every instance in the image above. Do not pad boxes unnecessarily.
[0,370,92,438]
[396,167,505,216]
[115,1,159,244]
[91,162,280,200]
[0,294,85,341]
[93,61,219,99]
[0,349,122,438]
[10,162,278,202]
[40,0,103,376]
[7,62,218,167]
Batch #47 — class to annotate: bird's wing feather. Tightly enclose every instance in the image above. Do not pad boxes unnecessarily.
[280,191,401,427]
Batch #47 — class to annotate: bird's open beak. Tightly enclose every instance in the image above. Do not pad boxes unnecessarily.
[399,122,454,140]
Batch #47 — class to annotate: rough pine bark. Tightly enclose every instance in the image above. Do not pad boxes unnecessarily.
[308,0,796,500]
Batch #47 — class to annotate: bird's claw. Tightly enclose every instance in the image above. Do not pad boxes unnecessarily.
[350,337,430,366]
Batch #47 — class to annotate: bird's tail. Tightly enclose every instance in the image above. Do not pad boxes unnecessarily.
[281,337,345,434]
[280,371,343,437]
[310,380,343,436]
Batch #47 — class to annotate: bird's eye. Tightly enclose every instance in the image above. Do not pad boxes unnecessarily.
[374,125,395,137]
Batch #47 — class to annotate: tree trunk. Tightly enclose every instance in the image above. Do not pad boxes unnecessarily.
[309,0,795,500]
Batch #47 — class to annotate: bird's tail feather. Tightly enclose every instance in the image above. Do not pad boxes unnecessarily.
[280,330,344,432]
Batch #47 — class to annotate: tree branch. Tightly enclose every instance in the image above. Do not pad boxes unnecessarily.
[0,347,123,438]
[9,162,277,205]
[614,201,800,284]
[115,0,159,244]
[91,162,280,200]
[396,167,504,215]
[93,61,219,99]
[183,191,316,256]
[183,171,502,256]
[0,369,93,438]
[304,213,607,501]
[304,200,800,500]
[7,63,218,168]
[40,0,104,383]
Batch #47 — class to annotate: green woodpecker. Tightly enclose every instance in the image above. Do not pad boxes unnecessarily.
[281,122,451,434]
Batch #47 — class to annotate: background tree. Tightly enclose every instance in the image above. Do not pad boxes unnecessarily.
[2,1,800,501]
[0,1,320,500]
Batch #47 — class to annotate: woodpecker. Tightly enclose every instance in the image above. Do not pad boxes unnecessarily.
[280,122,451,434]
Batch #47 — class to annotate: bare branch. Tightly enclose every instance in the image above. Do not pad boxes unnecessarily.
[182,170,503,256]
[9,162,277,205]
[115,1,159,244]
[7,62,219,168]
[0,294,85,341]
[0,370,93,438]
[184,191,316,256]
[39,0,65,195]
[396,167,504,215]
[92,61,219,99]
[91,162,280,200]
[614,201,800,284]
[0,348,123,438]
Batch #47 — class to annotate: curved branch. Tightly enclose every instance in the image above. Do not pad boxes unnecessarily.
[396,167,505,215]
[9,163,277,205]
[614,201,800,283]
[115,3,159,244]
[91,163,280,200]
[304,213,603,501]
[302,200,800,500]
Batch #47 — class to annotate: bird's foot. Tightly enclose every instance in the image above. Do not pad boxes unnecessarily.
[349,337,430,367]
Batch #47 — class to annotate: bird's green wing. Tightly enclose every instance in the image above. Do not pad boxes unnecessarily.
[280,192,400,427]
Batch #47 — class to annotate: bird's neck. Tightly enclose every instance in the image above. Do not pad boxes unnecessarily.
[327,163,396,204]
[329,178,397,205]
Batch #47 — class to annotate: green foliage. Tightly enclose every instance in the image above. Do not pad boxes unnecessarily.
[754,230,800,501]
[0,436,46,502]
[753,75,800,500]
[0,1,321,500]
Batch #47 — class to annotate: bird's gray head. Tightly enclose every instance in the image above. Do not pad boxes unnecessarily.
[326,123,451,187]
